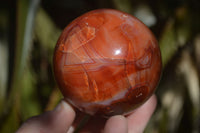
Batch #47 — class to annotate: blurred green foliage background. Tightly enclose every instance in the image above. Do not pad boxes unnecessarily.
[0,0,199,132]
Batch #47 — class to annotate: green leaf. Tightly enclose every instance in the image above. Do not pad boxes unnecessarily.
[112,0,132,13]
[159,19,177,66]
[34,8,61,62]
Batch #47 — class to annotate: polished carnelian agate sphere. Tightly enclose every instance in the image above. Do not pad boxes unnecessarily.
[53,9,162,117]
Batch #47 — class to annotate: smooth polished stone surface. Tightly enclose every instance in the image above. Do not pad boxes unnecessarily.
[53,9,162,117]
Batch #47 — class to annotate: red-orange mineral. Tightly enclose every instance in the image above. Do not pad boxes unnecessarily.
[53,9,162,117]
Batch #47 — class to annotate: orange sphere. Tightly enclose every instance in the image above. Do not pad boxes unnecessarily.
[53,9,162,117]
